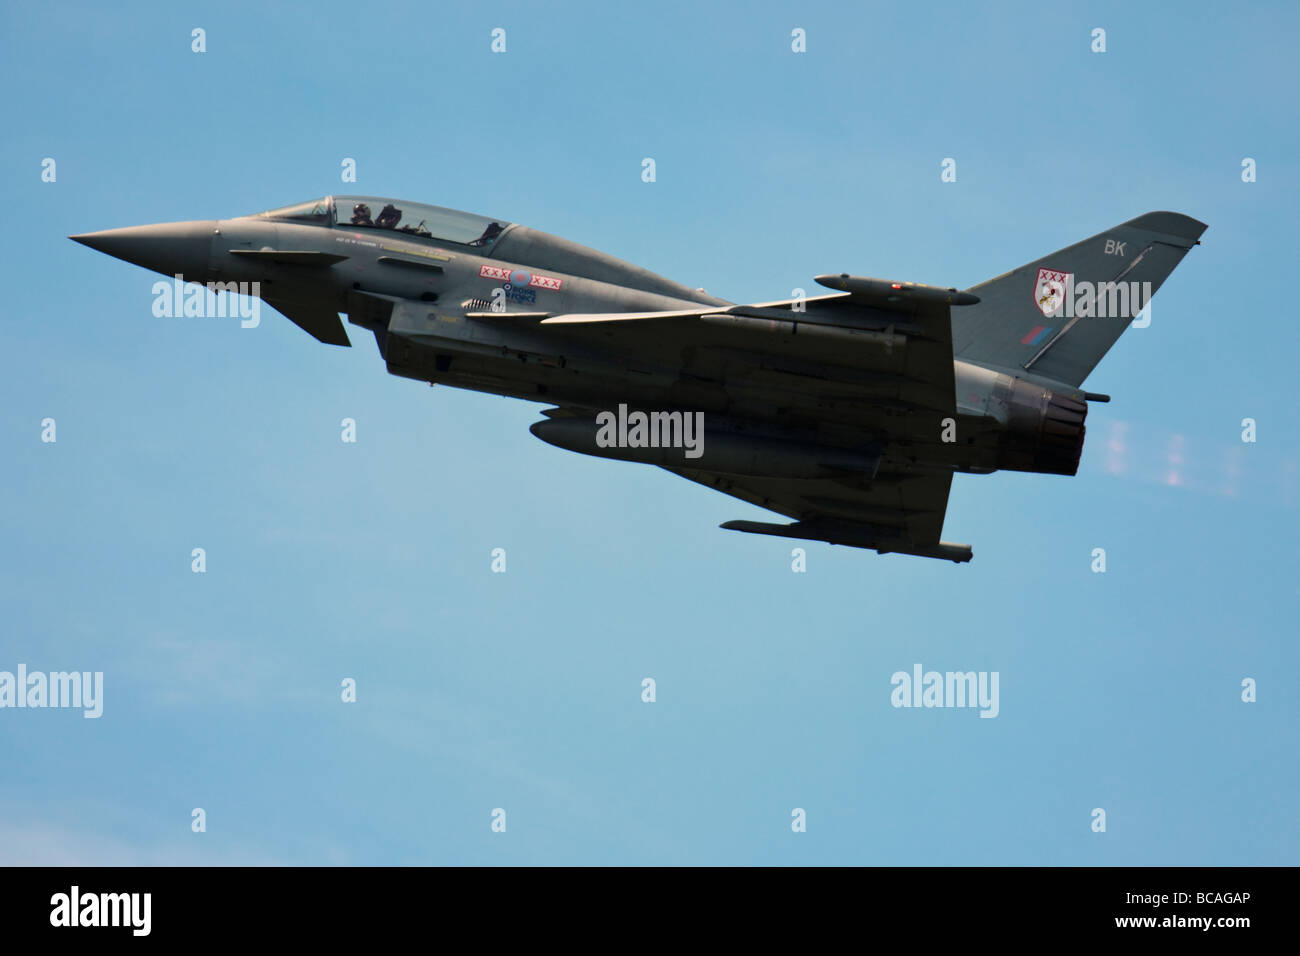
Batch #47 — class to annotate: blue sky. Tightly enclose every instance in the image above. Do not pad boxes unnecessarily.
[1,0,1296,864]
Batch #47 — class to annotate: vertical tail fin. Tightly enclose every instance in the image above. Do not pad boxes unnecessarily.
[952,212,1207,387]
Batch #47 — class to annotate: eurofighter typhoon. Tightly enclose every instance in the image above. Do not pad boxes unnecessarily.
[72,197,1205,561]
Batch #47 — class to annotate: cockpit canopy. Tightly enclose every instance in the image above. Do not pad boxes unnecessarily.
[254,196,511,249]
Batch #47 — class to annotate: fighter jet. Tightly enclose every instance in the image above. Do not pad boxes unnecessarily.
[71,197,1206,561]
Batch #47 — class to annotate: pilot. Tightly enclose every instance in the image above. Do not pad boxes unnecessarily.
[469,222,504,247]
[374,204,402,230]
[350,203,373,226]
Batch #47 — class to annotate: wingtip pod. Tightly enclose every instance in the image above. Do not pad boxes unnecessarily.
[814,275,980,306]
[720,519,973,563]
[880,541,973,563]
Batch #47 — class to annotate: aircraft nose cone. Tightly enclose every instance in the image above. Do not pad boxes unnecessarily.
[71,220,217,281]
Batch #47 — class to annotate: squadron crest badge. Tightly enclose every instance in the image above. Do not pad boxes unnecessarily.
[1033,268,1071,317]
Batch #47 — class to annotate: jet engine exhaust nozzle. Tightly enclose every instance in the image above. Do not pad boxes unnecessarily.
[996,380,1088,477]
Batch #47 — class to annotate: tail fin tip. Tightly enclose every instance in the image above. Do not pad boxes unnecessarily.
[951,211,1208,387]
[1121,211,1208,244]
